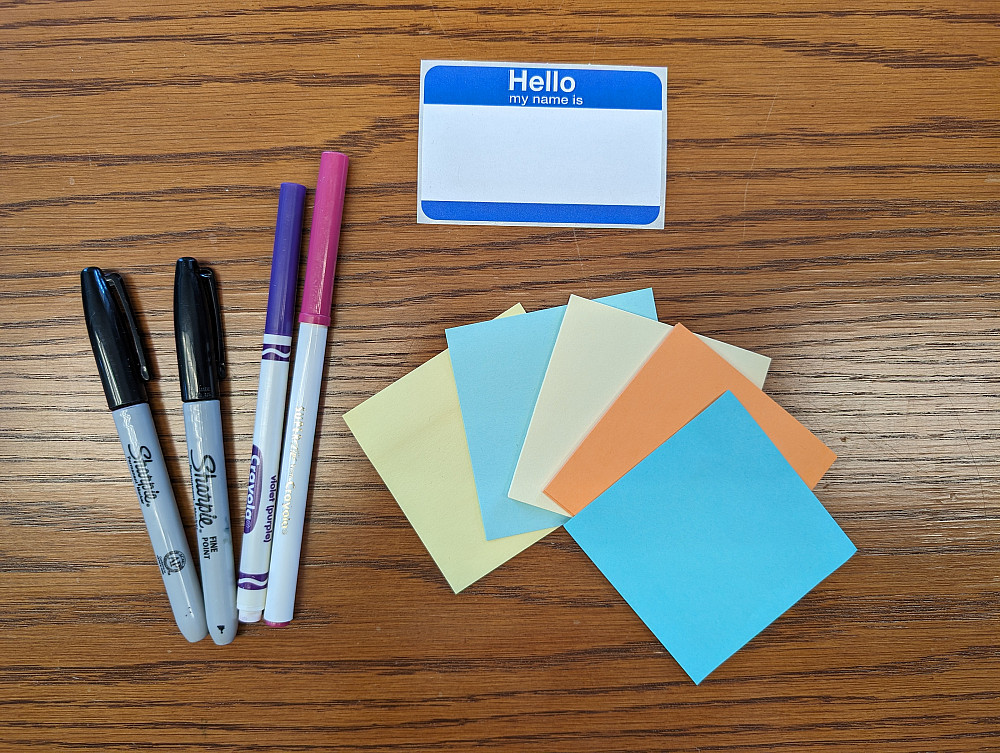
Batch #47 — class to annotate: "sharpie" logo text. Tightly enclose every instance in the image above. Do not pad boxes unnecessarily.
[190,452,218,531]
[127,444,159,508]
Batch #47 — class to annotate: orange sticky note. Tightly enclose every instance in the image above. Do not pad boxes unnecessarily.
[545,324,837,515]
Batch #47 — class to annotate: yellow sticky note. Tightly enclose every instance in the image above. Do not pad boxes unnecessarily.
[343,305,555,593]
[508,296,771,513]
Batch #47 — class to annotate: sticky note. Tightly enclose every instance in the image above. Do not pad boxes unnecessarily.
[508,296,771,513]
[343,305,556,593]
[446,289,658,540]
[546,324,836,515]
[565,392,856,684]
[417,60,668,228]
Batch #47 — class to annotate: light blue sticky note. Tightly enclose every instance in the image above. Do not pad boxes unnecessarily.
[446,289,658,540]
[565,392,856,684]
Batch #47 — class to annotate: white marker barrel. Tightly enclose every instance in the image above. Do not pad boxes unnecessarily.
[263,322,328,626]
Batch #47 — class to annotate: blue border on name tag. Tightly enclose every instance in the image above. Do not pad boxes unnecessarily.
[424,65,663,110]
[421,200,661,225]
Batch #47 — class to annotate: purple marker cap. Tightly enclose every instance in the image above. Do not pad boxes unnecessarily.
[264,182,307,337]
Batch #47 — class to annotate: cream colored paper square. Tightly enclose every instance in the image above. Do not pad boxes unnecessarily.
[508,296,771,513]
[343,305,556,593]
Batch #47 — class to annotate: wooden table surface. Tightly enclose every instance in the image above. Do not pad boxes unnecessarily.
[2,1,998,751]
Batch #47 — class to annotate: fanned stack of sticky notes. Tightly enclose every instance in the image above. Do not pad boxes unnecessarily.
[344,288,856,683]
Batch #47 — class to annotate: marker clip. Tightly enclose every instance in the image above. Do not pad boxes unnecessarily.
[199,266,226,380]
[104,271,150,382]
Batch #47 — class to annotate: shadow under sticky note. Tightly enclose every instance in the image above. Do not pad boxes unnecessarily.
[546,324,836,515]
[445,288,658,540]
[343,305,556,593]
[509,296,771,514]
[564,392,856,684]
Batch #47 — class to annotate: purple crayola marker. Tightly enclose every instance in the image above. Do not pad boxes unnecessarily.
[236,182,307,623]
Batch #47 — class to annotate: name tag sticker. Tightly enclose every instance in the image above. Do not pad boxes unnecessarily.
[417,60,668,229]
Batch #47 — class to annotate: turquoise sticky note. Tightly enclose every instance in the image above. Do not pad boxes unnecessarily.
[565,392,856,684]
[446,289,658,540]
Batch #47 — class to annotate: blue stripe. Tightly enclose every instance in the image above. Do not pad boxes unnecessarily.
[423,65,663,110]
[421,201,660,225]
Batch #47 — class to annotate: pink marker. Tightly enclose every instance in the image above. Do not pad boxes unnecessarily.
[263,152,349,627]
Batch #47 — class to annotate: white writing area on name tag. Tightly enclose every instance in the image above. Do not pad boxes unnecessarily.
[417,61,668,229]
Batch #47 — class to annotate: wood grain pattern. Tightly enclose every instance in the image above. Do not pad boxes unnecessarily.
[1,1,998,750]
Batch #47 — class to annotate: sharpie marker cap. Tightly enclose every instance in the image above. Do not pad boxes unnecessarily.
[174,258,226,402]
[265,183,307,337]
[300,151,349,327]
[81,267,150,411]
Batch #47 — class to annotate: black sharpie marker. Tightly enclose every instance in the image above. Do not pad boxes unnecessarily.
[174,258,237,645]
[81,267,208,643]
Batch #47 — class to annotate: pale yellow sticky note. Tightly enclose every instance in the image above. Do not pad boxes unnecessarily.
[508,296,771,513]
[343,305,556,593]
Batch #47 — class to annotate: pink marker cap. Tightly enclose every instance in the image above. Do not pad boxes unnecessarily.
[300,151,349,326]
